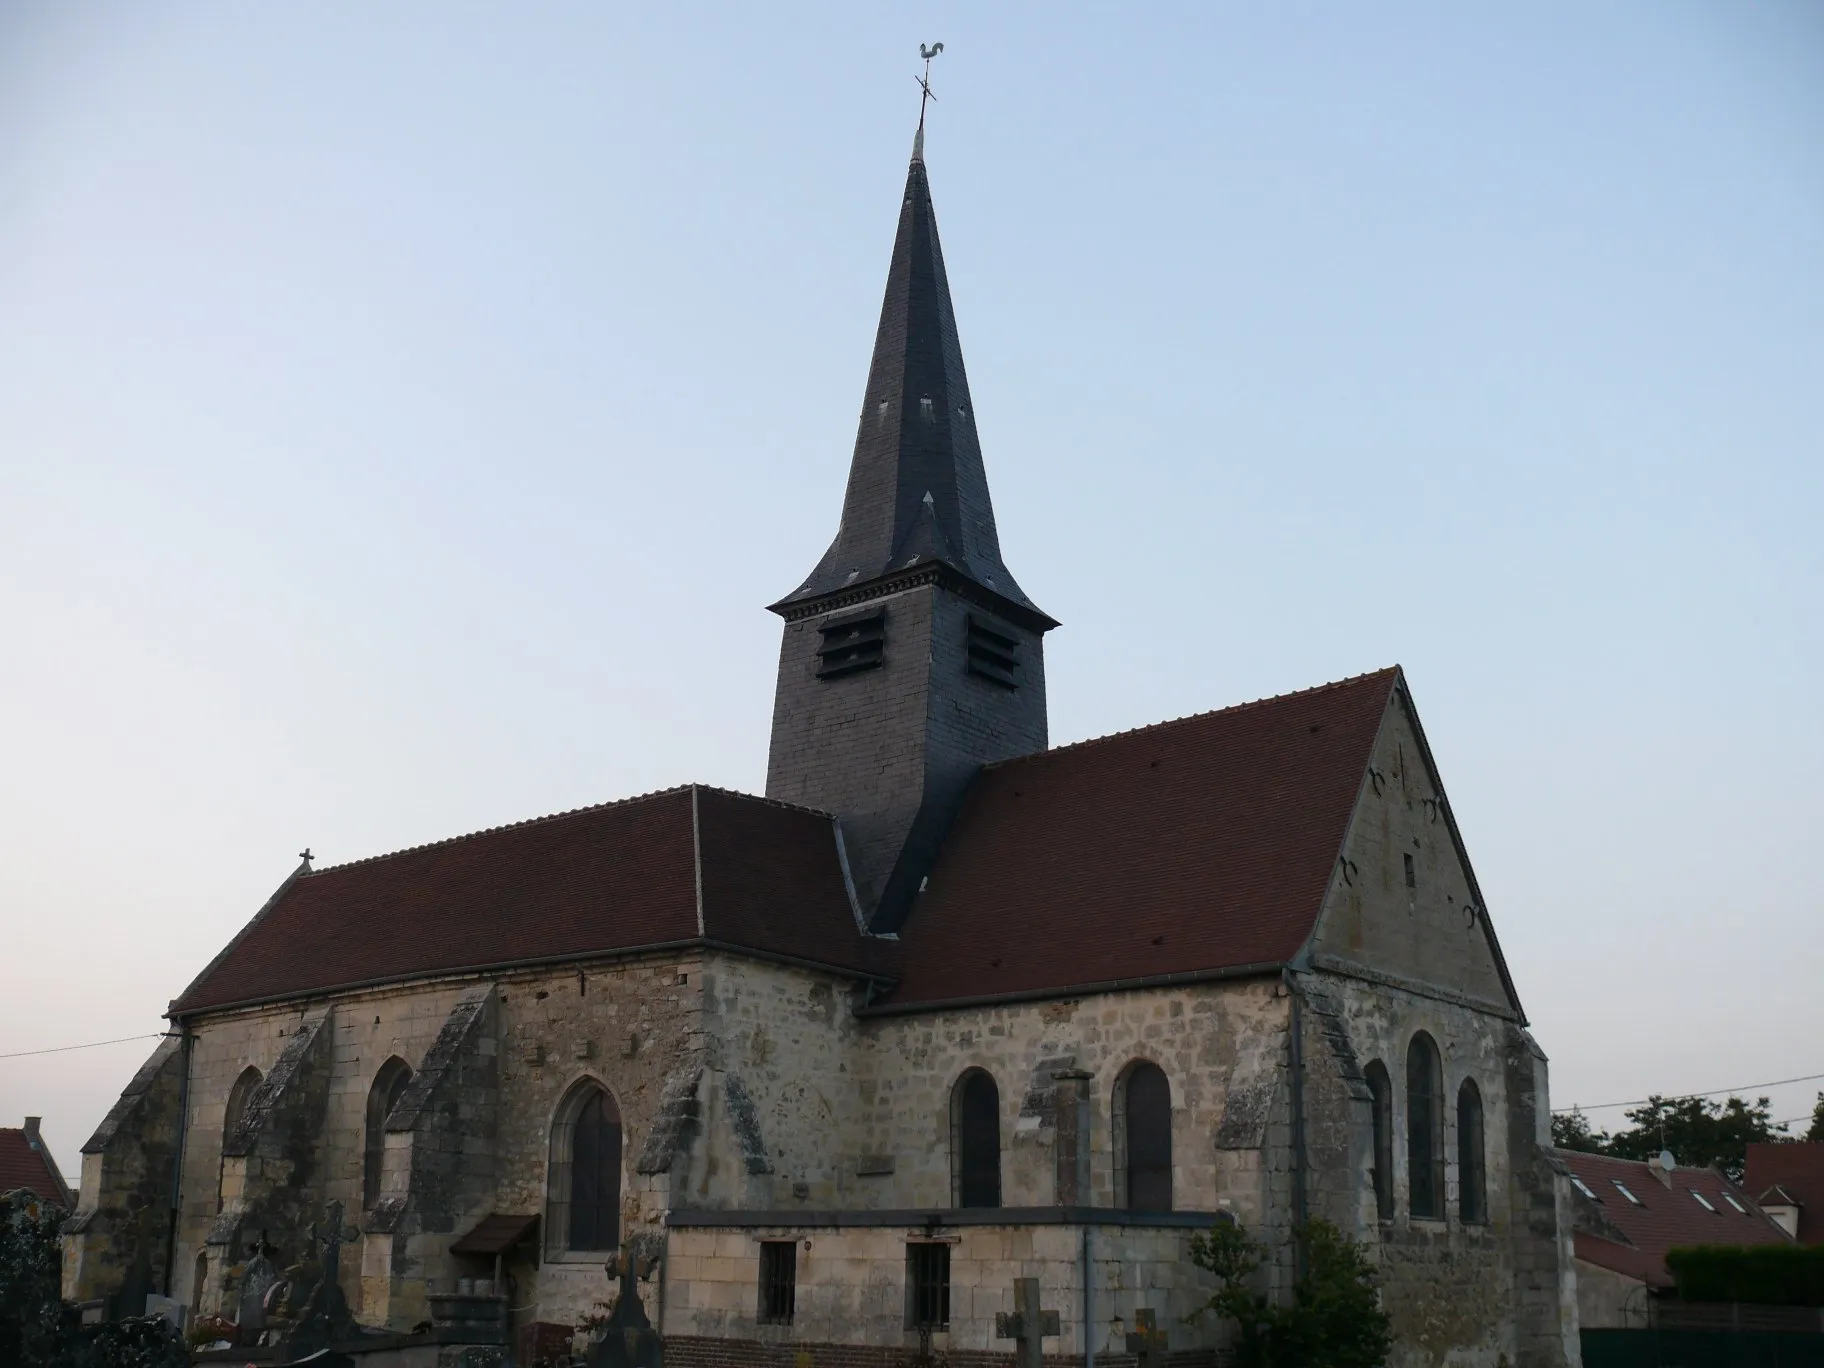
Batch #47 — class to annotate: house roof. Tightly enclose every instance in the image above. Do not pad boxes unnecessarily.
[1559,1149,1793,1287]
[174,670,1406,1018]
[172,786,891,1015]
[0,1122,73,1208]
[1744,1142,1824,1245]
[877,669,1398,1008]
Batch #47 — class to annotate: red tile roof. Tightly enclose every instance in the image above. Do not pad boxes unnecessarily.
[1744,1143,1824,1246]
[173,670,1405,1016]
[879,669,1398,1008]
[1560,1149,1793,1287]
[0,1124,72,1207]
[173,786,890,1015]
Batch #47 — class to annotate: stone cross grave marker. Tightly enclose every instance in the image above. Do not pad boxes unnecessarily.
[1125,1308,1169,1368]
[995,1277,1061,1368]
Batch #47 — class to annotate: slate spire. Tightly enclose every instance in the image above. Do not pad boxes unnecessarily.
[765,139,1055,934]
[772,153,1049,626]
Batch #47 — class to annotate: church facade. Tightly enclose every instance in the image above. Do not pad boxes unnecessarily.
[64,141,1581,1368]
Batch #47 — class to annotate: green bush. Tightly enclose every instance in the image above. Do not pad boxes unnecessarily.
[1665,1244,1824,1307]
[1188,1217,1392,1368]
[0,1190,189,1368]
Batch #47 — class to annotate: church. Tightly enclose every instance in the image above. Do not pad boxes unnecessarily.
[63,127,1581,1368]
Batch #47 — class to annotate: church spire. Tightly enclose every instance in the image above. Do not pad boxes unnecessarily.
[770,137,1049,629]
[764,118,1056,934]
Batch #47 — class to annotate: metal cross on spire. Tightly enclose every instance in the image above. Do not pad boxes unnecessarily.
[913,41,943,161]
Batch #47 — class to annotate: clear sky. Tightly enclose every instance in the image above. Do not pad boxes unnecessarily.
[3,4,1820,1177]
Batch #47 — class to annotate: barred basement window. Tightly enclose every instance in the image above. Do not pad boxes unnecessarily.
[906,1242,950,1329]
[966,614,1019,687]
[816,609,885,679]
[758,1241,797,1325]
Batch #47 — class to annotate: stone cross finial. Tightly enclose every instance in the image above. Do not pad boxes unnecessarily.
[995,1277,1061,1368]
[311,1200,360,1289]
[1126,1308,1169,1368]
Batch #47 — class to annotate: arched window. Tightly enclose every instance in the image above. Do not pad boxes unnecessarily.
[217,1066,263,1211]
[224,1065,262,1143]
[1123,1062,1173,1212]
[1364,1060,1394,1220]
[1458,1078,1486,1224]
[951,1070,1001,1208]
[363,1057,414,1210]
[548,1081,622,1254]
[1406,1033,1445,1219]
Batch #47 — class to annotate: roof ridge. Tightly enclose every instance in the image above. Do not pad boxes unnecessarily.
[690,784,837,821]
[990,667,1400,770]
[309,784,699,874]
[307,782,843,877]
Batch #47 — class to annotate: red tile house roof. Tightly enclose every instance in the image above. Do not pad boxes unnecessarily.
[1744,1142,1824,1245]
[173,671,1404,1017]
[881,669,1398,1008]
[0,1120,73,1207]
[1560,1149,1793,1287]
[173,786,891,1015]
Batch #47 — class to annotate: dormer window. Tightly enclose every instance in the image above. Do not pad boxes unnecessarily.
[966,614,1019,688]
[816,609,885,679]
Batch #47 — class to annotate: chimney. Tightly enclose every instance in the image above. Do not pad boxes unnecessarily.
[1648,1151,1676,1188]
[22,1117,42,1147]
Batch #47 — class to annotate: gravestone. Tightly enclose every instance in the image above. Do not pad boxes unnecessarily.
[995,1277,1061,1368]
[1125,1308,1168,1368]
[279,1201,361,1359]
[237,1233,281,1333]
[586,1228,663,1368]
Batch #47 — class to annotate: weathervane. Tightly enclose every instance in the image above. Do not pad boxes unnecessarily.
[914,42,943,160]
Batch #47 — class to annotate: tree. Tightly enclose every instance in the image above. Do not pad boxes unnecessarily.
[1602,1095,1786,1181]
[1551,1109,1609,1154]
[0,1189,189,1368]
[1807,1093,1823,1144]
[1188,1217,1392,1368]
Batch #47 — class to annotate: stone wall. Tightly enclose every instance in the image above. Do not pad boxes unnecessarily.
[62,1035,184,1310]
[162,950,706,1333]
[765,579,1049,924]
[662,1220,1222,1358]
[849,980,1291,1226]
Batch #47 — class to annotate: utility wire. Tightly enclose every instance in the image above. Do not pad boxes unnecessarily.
[0,1032,172,1060]
[1554,1070,1824,1115]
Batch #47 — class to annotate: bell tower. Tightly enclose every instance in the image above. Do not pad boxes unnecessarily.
[765,143,1056,933]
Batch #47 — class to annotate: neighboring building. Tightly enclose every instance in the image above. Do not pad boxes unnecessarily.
[1744,1142,1824,1245]
[0,1116,75,1208]
[64,130,1580,1368]
[1560,1149,1792,1328]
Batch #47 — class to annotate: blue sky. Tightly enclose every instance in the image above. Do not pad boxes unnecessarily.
[3,4,1820,1173]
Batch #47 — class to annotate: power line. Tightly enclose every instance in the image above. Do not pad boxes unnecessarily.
[1554,1071,1824,1115]
[0,1032,172,1061]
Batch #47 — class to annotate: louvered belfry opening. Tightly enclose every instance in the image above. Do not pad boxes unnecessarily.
[966,614,1019,687]
[815,609,886,679]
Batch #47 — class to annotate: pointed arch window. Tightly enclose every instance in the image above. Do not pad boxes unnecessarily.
[363,1057,414,1210]
[1407,1032,1445,1219]
[1122,1062,1173,1212]
[951,1070,1001,1208]
[217,1065,263,1211]
[548,1081,623,1255]
[1364,1060,1394,1220]
[1458,1078,1487,1224]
